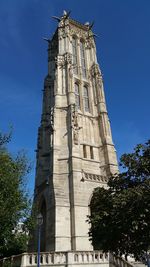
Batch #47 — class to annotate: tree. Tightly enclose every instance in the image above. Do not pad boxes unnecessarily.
[0,131,34,258]
[89,140,150,260]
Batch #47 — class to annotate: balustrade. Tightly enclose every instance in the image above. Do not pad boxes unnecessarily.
[0,251,109,267]
[110,254,134,267]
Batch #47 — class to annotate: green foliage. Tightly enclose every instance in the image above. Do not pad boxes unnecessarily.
[89,140,150,260]
[0,131,35,258]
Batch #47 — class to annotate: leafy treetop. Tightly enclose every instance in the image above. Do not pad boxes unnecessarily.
[89,140,150,261]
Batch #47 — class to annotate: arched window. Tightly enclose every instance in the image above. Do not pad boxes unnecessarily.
[80,40,86,78]
[83,86,89,112]
[40,199,47,251]
[72,37,78,74]
[75,83,80,110]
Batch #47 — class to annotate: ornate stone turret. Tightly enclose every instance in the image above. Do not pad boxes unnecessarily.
[31,11,118,252]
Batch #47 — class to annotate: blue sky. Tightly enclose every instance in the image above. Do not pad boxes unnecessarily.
[0,0,150,195]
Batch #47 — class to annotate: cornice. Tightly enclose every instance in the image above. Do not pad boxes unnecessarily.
[69,18,88,31]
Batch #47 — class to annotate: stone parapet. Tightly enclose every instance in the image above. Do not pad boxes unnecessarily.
[109,254,135,267]
[0,251,109,267]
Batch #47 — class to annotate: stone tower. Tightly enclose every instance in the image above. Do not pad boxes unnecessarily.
[33,12,118,253]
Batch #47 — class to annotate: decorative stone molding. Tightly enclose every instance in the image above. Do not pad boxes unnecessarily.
[55,53,73,69]
[58,22,70,39]
[71,105,82,145]
[39,108,54,149]
[70,27,95,49]
[42,107,54,133]
[90,63,102,78]
[0,251,110,267]
[55,55,65,68]
[70,27,87,40]
[82,171,108,183]
[85,33,95,49]
[64,52,72,65]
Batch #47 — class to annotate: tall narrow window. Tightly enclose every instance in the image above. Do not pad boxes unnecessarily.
[83,145,87,158]
[80,41,86,78]
[75,83,80,110]
[72,37,78,75]
[92,78,97,104]
[83,86,90,112]
[90,146,94,159]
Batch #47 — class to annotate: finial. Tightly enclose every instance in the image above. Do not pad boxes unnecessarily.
[85,21,98,39]
[86,21,95,30]
[63,10,71,19]
[63,10,67,16]
[84,22,90,26]
[52,10,71,22]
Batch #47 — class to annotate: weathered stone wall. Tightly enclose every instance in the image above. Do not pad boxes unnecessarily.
[32,15,118,252]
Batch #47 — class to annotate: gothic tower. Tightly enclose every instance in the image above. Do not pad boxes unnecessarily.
[32,12,118,253]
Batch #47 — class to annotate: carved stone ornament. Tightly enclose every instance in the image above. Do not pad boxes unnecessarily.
[90,63,102,78]
[59,18,69,29]
[69,63,77,78]
[64,52,72,65]
[70,26,88,40]
[59,20,65,29]
[70,26,95,50]
[85,33,95,49]
[43,107,54,135]
[55,53,72,69]
[58,29,66,39]
[71,105,81,145]
[58,19,70,40]
[85,39,95,49]
[82,171,108,183]
[50,107,54,130]
[55,55,65,68]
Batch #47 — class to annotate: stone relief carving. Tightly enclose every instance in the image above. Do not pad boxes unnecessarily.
[64,52,72,65]
[70,28,86,39]
[49,107,54,147]
[55,55,65,69]
[90,63,102,78]
[42,107,54,147]
[50,107,54,130]
[68,63,77,78]
[58,23,70,39]
[70,26,95,49]
[82,171,108,183]
[85,34,95,49]
[90,63,104,103]
[55,53,73,69]
[71,105,82,145]
[55,52,76,81]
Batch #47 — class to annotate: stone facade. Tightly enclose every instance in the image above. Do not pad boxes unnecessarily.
[31,14,118,253]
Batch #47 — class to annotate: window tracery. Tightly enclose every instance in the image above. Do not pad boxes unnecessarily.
[75,83,80,110]
[80,40,87,78]
[83,86,90,112]
[72,36,78,74]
